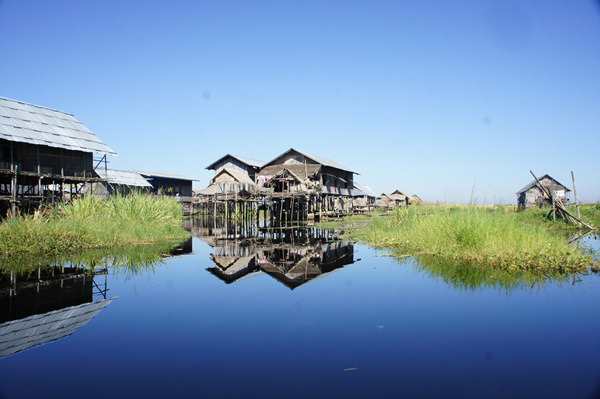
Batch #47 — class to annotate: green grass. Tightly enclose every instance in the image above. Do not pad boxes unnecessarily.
[0,193,190,261]
[348,204,599,271]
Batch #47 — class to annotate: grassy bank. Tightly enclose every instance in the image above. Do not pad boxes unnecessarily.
[348,204,599,271]
[0,193,190,260]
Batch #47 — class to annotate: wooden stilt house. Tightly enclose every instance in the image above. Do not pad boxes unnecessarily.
[257,148,355,196]
[206,154,265,183]
[256,148,357,219]
[410,194,423,204]
[351,184,378,211]
[0,97,116,215]
[201,155,265,197]
[376,193,394,208]
[389,189,410,206]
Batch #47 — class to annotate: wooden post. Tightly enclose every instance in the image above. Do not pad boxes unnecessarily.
[11,165,17,216]
[279,196,284,222]
[37,146,42,200]
[571,171,580,219]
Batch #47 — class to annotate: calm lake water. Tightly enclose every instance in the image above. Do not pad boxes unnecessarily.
[1,220,599,399]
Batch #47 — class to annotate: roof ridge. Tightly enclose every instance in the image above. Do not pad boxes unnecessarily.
[0,96,74,116]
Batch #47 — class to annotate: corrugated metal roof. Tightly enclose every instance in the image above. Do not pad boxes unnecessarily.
[206,154,265,170]
[352,184,378,198]
[95,169,152,187]
[296,149,354,173]
[0,97,116,155]
[0,298,115,359]
[233,155,265,168]
[132,170,198,181]
[516,174,571,195]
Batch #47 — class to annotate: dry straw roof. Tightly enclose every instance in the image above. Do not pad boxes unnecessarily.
[0,97,116,155]
[391,189,410,197]
[211,167,255,185]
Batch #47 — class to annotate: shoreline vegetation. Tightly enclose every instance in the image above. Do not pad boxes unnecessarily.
[0,193,190,264]
[326,204,600,272]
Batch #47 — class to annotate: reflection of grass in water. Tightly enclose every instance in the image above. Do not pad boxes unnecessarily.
[400,254,578,293]
[0,239,188,279]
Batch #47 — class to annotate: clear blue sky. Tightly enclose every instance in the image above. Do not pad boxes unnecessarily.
[1,0,598,204]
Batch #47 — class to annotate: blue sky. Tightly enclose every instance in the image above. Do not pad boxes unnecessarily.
[1,0,598,203]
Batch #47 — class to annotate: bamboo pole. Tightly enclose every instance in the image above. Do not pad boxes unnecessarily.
[571,171,580,219]
[556,198,595,230]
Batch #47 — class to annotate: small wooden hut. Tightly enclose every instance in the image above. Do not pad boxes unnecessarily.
[351,184,378,211]
[376,193,394,208]
[516,174,570,207]
[409,194,423,204]
[389,189,410,206]
[206,167,257,196]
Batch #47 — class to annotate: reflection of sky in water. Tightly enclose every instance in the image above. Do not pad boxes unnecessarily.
[0,233,599,398]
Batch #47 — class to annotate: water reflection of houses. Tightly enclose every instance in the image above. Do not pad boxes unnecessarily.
[0,264,114,358]
[196,220,357,289]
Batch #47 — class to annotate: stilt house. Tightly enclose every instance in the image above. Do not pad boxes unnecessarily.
[351,184,379,209]
[410,194,423,204]
[376,193,394,208]
[516,174,570,207]
[257,148,355,196]
[206,154,265,183]
[0,97,116,214]
[201,155,265,196]
[389,189,410,206]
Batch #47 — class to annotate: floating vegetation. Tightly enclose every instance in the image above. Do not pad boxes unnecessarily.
[349,204,599,271]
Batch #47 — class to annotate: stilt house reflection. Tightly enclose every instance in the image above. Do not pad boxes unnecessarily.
[196,220,357,289]
[0,264,114,358]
